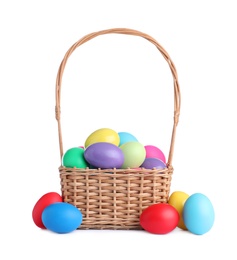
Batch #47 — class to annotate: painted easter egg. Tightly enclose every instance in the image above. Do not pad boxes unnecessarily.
[32,192,63,229]
[84,142,124,169]
[84,128,120,148]
[140,157,166,170]
[183,193,215,235]
[119,141,146,169]
[168,191,189,230]
[140,203,179,234]
[62,147,89,168]
[118,132,138,146]
[42,202,83,234]
[144,145,166,163]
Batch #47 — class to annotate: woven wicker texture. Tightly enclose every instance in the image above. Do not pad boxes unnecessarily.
[55,28,181,230]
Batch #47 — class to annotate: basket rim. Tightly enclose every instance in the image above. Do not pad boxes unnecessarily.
[58,164,174,176]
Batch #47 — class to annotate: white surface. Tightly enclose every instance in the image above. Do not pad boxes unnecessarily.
[0,0,236,259]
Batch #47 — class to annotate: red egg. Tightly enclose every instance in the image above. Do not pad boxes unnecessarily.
[140,203,179,234]
[32,192,63,229]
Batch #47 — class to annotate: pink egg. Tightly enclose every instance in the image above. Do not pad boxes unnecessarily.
[144,145,166,163]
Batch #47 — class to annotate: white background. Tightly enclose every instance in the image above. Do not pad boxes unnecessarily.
[1,0,236,259]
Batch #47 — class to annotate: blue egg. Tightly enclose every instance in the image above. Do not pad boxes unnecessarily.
[84,142,124,169]
[183,193,215,235]
[42,202,83,234]
[118,132,138,146]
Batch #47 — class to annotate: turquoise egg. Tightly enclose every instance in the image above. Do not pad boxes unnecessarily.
[183,193,215,235]
[118,132,138,146]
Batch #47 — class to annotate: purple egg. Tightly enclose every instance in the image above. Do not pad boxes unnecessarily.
[141,157,166,170]
[84,142,124,169]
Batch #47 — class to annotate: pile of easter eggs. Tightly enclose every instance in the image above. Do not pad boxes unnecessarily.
[62,127,167,170]
[140,191,215,235]
[32,192,83,234]
[32,127,215,235]
[32,190,215,235]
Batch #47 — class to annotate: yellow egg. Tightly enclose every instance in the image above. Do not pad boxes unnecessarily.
[168,191,189,230]
[84,128,120,148]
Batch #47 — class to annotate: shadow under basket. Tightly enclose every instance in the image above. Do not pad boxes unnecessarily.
[59,166,173,230]
[55,28,181,230]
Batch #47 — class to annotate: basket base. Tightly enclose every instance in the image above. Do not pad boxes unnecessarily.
[77,220,143,230]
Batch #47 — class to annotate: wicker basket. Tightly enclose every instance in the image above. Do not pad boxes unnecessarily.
[55,28,181,230]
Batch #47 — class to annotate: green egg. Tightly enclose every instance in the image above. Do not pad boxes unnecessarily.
[120,141,146,169]
[62,147,89,168]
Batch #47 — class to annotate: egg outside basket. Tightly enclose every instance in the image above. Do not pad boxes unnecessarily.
[55,28,181,230]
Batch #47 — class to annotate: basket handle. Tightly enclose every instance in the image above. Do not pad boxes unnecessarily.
[55,28,181,167]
